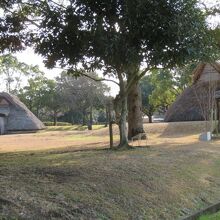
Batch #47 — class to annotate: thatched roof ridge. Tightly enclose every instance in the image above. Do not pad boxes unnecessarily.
[192,63,206,83]
[0,92,30,110]
[212,62,220,74]
[192,62,220,84]
[0,92,45,131]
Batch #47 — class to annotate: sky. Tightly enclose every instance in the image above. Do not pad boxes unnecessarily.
[13,0,220,97]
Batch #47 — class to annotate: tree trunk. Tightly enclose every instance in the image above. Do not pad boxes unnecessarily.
[114,94,129,148]
[128,83,145,140]
[119,96,129,147]
[88,106,93,130]
[53,112,57,126]
[105,105,108,127]
[82,111,87,126]
[148,115,153,123]
[108,109,113,148]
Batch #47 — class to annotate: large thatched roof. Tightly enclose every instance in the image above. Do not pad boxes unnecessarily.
[165,62,220,122]
[0,92,45,131]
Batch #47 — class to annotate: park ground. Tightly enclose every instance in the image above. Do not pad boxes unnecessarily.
[1,122,220,219]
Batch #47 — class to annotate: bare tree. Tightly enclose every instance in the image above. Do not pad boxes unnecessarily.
[193,79,217,133]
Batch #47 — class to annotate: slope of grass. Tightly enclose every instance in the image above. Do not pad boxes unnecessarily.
[1,140,220,219]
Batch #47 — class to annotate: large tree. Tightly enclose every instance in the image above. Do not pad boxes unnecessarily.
[0,0,217,148]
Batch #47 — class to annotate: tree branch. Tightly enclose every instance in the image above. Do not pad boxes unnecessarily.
[4,7,41,28]
[54,66,120,86]
[79,72,120,86]
[125,67,150,96]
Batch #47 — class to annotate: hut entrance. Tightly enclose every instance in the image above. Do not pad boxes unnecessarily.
[0,114,6,135]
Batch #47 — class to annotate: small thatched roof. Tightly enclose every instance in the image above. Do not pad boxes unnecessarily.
[165,62,220,122]
[0,92,45,131]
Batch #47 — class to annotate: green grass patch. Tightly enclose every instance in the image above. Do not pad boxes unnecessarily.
[199,211,220,220]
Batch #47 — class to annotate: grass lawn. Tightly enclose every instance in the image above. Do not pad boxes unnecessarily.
[199,211,220,220]
[0,122,220,219]
[46,124,106,131]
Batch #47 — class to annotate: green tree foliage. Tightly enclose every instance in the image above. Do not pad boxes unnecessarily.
[140,64,196,122]
[0,54,31,93]
[140,76,157,123]
[18,74,62,123]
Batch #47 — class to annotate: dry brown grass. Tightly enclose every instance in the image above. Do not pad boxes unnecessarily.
[0,121,220,219]
[0,121,208,153]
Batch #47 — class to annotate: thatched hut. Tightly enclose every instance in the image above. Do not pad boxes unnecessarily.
[164,62,220,122]
[0,92,45,134]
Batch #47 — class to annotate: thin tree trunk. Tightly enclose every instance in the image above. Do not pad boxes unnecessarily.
[113,72,132,149]
[108,108,113,148]
[82,111,87,126]
[119,96,129,147]
[53,111,57,126]
[148,115,153,123]
[128,83,145,140]
[105,105,108,127]
[114,93,130,148]
[88,106,93,130]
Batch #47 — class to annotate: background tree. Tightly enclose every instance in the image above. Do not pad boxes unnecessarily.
[0,54,30,94]
[57,72,110,130]
[140,64,195,122]
[40,80,63,126]
[140,76,156,123]
[18,74,61,121]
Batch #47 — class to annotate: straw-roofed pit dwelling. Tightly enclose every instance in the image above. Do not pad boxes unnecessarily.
[165,62,220,122]
[0,92,45,134]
